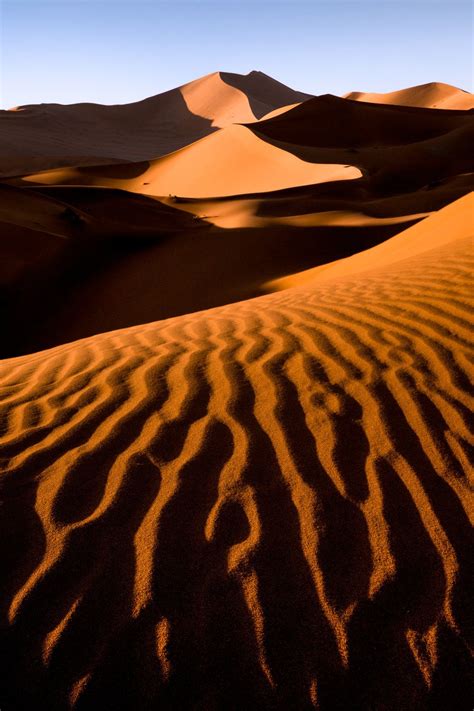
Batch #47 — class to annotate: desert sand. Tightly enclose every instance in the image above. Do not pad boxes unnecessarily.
[0,71,473,710]
[344,81,474,110]
[0,71,311,178]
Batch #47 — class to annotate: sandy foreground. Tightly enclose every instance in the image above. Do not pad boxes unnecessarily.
[0,72,473,710]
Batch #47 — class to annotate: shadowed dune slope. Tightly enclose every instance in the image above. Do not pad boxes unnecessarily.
[155,171,474,228]
[220,70,312,118]
[256,81,474,122]
[0,71,312,178]
[251,94,474,148]
[0,194,472,710]
[250,96,474,193]
[2,183,403,357]
[344,82,474,109]
[2,148,472,355]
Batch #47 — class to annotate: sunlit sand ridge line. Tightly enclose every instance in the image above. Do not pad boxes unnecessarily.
[0,70,312,178]
[0,196,472,709]
[180,70,312,127]
[18,125,362,199]
[264,190,474,289]
[13,89,473,204]
[265,82,474,121]
[344,81,474,110]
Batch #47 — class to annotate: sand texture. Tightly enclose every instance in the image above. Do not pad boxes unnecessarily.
[0,72,473,710]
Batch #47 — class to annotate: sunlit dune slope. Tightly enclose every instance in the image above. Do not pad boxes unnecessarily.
[0,71,312,178]
[0,194,472,710]
[17,125,361,198]
[265,189,474,288]
[344,81,474,109]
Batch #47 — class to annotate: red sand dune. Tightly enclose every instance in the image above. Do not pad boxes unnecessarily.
[0,71,473,710]
[14,91,473,200]
[0,71,311,178]
[344,81,474,109]
[17,125,361,198]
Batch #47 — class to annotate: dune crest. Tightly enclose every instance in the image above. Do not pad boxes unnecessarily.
[0,71,311,178]
[344,82,474,109]
[265,191,474,289]
[18,125,361,198]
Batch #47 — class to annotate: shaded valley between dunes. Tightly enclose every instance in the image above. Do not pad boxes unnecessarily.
[0,72,473,710]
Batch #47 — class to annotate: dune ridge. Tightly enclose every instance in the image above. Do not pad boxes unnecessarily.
[14,91,473,201]
[16,124,361,199]
[0,195,473,709]
[344,81,474,110]
[0,71,312,178]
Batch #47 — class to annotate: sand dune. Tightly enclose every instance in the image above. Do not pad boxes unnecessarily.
[4,169,471,355]
[0,194,472,709]
[18,125,361,198]
[250,95,474,193]
[1,70,473,710]
[344,81,474,109]
[3,182,405,357]
[264,82,474,122]
[15,93,473,200]
[0,71,311,178]
[2,91,472,353]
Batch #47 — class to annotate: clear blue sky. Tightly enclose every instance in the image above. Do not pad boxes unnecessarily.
[1,0,472,108]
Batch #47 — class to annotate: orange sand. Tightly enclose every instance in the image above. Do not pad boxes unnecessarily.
[0,71,311,178]
[0,72,473,710]
[344,81,474,109]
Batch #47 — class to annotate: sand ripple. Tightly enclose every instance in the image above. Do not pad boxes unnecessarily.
[0,199,472,709]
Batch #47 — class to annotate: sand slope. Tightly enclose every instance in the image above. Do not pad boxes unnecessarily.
[250,95,474,194]
[6,170,472,355]
[3,183,407,356]
[17,125,361,198]
[0,71,311,178]
[16,94,473,199]
[344,82,474,109]
[0,194,472,710]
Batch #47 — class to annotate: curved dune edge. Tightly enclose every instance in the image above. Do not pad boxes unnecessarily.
[0,70,312,178]
[0,195,472,709]
[265,191,473,289]
[344,82,474,110]
[19,125,362,199]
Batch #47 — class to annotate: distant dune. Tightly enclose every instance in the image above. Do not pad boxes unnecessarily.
[0,71,312,178]
[250,94,474,192]
[0,70,473,710]
[10,89,473,200]
[344,81,474,109]
[16,125,361,198]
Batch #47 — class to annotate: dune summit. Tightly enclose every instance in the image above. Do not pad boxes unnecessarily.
[344,81,474,110]
[0,70,473,710]
[0,71,312,178]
